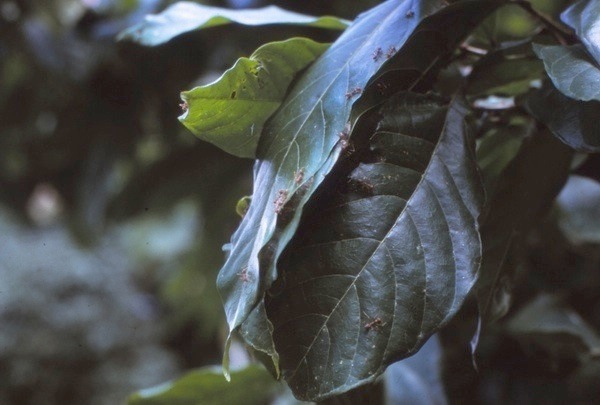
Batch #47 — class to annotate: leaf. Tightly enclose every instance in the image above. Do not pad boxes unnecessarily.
[474,129,573,335]
[231,0,500,372]
[533,44,600,102]
[127,365,278,405]
[506,294,600,360]
[519,82,600,153]
[265,93,484,401]
[118,2,349,46]
[476,117,531,196]
[561,0,600,65]
[556,175,600,245]
[467,55,544,96]
[217,0,450,374]
[179,38,329,158]
[384,335,448,405]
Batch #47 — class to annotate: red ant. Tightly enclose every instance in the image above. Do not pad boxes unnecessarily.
[294,168,304,185]
[345,87,362,100]
[386,46,397,59]
[274,189,289,214]
[372,47,383,61]
[364,312,386,332]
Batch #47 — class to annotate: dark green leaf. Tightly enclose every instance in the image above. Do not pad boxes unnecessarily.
[265,93,484,401]
[467,55,544,96]
[533,44,600,102]
[118,3,349,46]
[476,117,531,196]
[179,38,329,158]
[556,175,600,245]
[217,0,449,375]
[519,83,600,153]
[561,0,600,65]
[127,365,278,405]
[475,129,573,329]
[507,294,600,360]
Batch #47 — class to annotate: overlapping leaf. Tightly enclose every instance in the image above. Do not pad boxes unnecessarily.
[216,0,449,374]
[534,44,600,102]
[561,0,600,65]
[265,93,484,400]
[235,0,500,372]
[179,38,329,158]
[118,2,349,46]
[474,129,573,338]
[519,83,600,153]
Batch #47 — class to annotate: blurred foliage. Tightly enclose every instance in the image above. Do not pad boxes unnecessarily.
[1,0,599,404]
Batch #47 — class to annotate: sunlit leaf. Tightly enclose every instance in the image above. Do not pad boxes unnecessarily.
[118,2,349,46]
[265,93,484,400]
[179,38,329,158]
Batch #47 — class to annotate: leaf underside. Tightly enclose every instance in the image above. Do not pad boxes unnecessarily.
[179,38,329,158]
[533,44,600,102]
[561,0,600,65]
[265,93,484,401]
[118,2,349,46]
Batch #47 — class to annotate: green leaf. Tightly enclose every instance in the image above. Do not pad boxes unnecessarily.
[561,0,600,65]
[519,83,600,153]
[179,38,329,158]
[265,94,484,401]
[475,129,573,332]
[467,54,544,96]
[217,0,450,373]
[476,117,531,196]
[127,365,278,405]
[507,294,600,360]
[533,44,600,102]
[118,3,349,46]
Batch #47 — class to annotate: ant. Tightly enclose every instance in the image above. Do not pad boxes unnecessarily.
[179,101,189,112]
[372,47,383,61]
[345,87,363,100]
[294,168,304,185]
[238,267,249,282]
[363,312,386,332]
[386,46,397,59]
[274,189,289,214]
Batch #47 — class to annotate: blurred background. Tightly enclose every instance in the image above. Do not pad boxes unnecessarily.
[1,0,598,404]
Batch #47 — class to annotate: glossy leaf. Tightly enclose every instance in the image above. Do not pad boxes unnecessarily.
[265,93,484,400]
[519,83,600,153]
[234,0,500,372]
[533,44,600,102]
[179,38,329,158]
[217,0,449,375]
[118,2,349,46]
[561,0,600,65]
[127,365,278,405]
